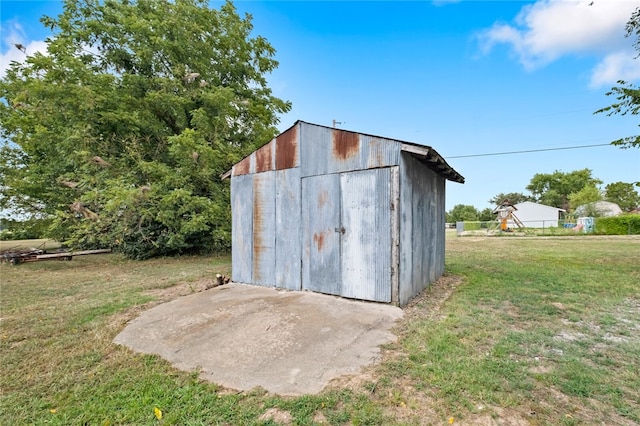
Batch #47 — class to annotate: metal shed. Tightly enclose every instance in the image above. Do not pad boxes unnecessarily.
[224,121,464,306]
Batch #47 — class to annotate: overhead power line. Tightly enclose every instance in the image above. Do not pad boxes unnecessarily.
[447,143,612,159]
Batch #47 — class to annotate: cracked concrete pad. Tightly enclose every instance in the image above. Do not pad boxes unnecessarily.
[114,283,403,396]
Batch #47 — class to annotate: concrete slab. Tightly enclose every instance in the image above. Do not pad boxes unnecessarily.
[114,283,403,396]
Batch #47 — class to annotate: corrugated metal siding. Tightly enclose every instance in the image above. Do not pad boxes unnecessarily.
[413,173,429,294]
[254,140,274,173]
[340,168,392,303]
[360,134,401,170]
[300,123,400,177]
[301,173,341,296]
[232,153,253,177]
[398,152,446,306]
[230,121,453,306]
[434,177,446,281]
[390,167,400,305]
[300,123,331,177]
[276,125,299,170]
[252,172,276,285]
[231,174,253,283]
[275,168,301,290]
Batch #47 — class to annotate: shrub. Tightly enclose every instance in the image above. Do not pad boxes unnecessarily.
[595,214,640,235]
[0,218,51,240]
[464,221,482,231]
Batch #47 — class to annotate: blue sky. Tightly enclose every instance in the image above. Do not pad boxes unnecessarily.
[1,0,639,211]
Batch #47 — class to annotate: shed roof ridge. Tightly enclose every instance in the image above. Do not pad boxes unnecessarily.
[222,120,464,184]
[296,120,432,148]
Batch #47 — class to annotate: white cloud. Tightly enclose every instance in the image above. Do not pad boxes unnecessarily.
[1,20,48,78]
[590,49,640,87]
[478,0,639,86]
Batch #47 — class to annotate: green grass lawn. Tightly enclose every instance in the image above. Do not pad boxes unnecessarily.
[1,237,638,425]
[0,238,61,252]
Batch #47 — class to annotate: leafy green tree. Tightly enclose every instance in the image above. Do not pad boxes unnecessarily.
[605,181,640,211]
[0,0,290,258]
[478,208,494,222]
[446,204,480,223]
[0,218,51,240]
[488,192,534,206]
[525,169,602,210]
[595,7,639,149]
[568,185,603,211]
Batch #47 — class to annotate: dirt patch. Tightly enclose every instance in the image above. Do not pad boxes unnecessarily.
[457,406,531,426]
[258,407,292,424]
[376,379,440,425]
[554,330,587,342]
[144,278,219,300]
[528,364,553,374]
[403,274,463,322]
[312,411,328,424]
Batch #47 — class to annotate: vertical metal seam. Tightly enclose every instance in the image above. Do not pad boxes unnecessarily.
[272,174,276,285]
[298,122,303,289]
[338,172,344,297]
[250,175,256,284]
[298,171,303,290]
[391,166,400,305]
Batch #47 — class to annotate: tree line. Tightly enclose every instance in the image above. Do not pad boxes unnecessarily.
[1,1,638,257]
[1,0,290,258]
[446,169,640,223]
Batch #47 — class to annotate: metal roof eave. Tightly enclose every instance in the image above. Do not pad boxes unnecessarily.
[400,143,465,184]
[220,169,232,180]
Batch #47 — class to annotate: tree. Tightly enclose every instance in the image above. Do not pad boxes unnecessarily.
[568,185,603,211]
[0,0,290,258]
[488,192,534,206]
[446,204,479,223]
[595,7,639,149]
[525,169,602,210]
[478,208,494,222]
[605,181,640,211]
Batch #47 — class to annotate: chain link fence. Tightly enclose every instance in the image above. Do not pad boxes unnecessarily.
[453,217,638,236]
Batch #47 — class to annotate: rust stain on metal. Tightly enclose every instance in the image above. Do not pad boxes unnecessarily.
[332,130,359,160]
[318,190,328,208]
[313,232,326,251]
[255,140,273,173]
[276,126,298,170]
[233,156,250,176]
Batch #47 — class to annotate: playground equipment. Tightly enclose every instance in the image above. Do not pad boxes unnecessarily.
[492,200,525,232]
[575,217,594,233]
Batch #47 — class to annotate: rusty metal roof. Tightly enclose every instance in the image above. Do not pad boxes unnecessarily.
[399,142,465,184]
[222,120,464,184]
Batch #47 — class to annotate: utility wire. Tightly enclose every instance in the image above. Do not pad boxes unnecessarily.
[447,143,612,159]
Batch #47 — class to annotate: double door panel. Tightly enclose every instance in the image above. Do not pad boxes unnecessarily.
[302,168,392,302]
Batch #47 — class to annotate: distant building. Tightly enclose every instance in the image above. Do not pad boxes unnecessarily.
[575,201,622,218]
[507,201,565,228]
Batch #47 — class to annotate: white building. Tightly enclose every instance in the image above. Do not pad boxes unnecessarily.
[575,201,622,217]
[511,201,565,228]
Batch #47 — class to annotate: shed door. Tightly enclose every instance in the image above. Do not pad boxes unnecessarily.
[302,167,393,302]
[302,173,342,296]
